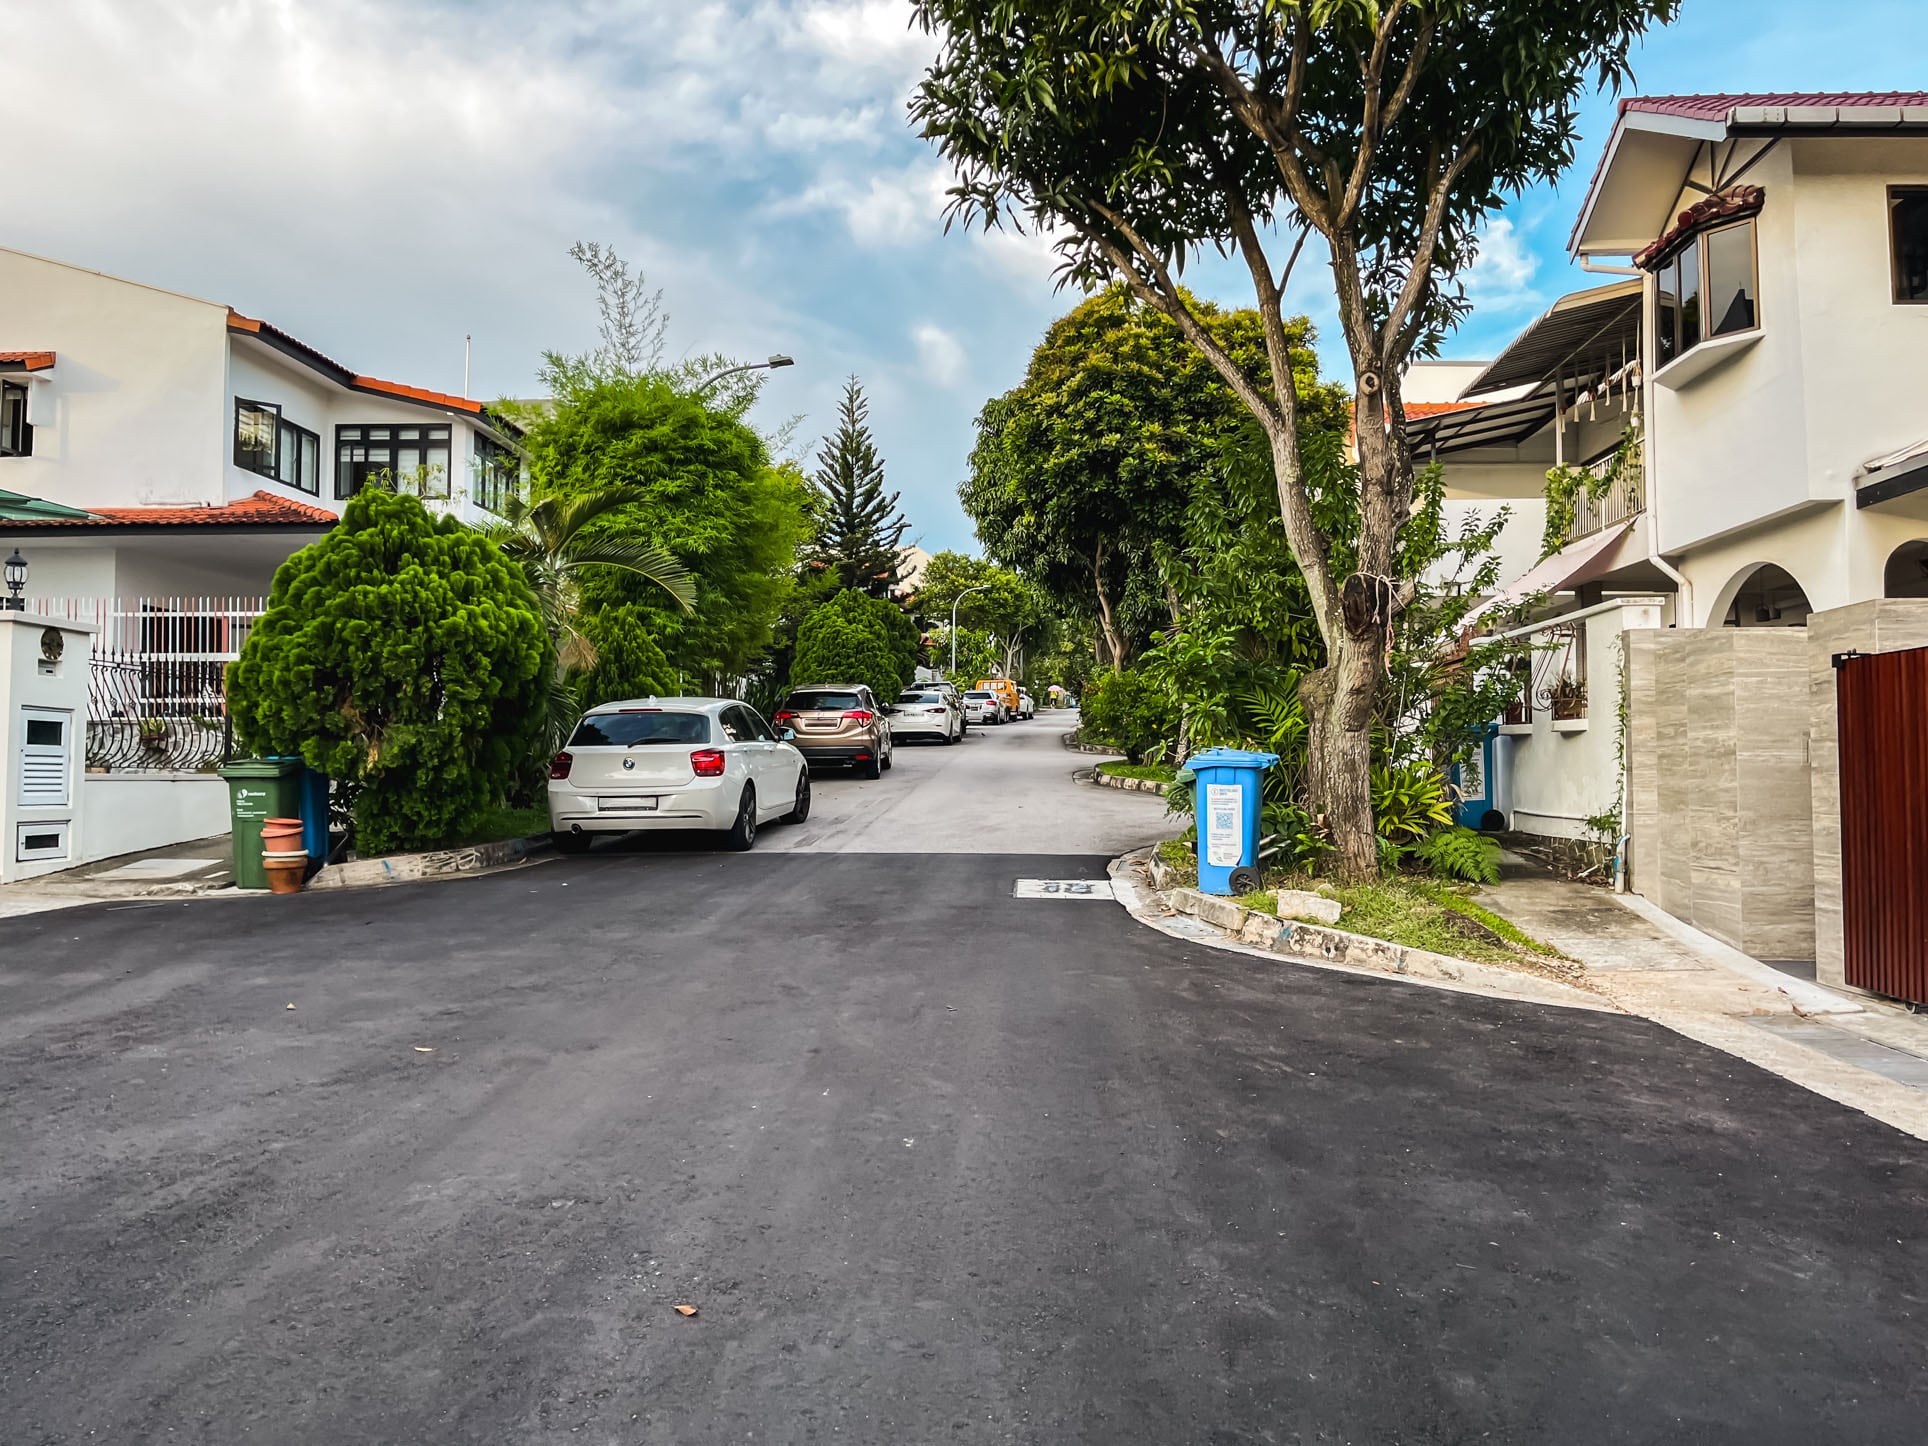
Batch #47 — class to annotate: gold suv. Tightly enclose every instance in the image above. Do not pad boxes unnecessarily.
[774,684,895,779]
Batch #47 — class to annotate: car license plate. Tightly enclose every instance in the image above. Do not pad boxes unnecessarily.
[597,796,659,812]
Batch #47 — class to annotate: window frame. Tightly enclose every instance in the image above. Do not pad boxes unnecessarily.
[0,379,31,458]
[234,397,281,477]
[335,422,453,501]
[472,431,522,514]
[233,398,320,493]
[1651,216,1761,370]
[1889,185,1928,305]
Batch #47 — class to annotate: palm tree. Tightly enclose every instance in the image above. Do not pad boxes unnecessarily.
[485,487,697,749]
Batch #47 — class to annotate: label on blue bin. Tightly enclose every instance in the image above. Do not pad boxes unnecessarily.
[1204,783,1243,868]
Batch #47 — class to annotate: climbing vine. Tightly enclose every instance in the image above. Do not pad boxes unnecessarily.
[1541,423,1642,559]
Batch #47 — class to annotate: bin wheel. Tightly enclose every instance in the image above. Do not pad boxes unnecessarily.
[1228,866,1263,895]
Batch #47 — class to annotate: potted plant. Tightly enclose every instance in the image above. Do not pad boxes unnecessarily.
[138,717,169,751]
[1550,677,1587,722]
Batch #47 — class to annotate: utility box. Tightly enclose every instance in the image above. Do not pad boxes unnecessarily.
[0,615,96,882]
[1189,746,1279,896]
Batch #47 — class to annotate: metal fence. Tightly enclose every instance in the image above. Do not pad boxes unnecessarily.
[1568,436,1647,542]
[28,597,266,773]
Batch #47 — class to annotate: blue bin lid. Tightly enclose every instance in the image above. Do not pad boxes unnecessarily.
[1185,746,1280,769]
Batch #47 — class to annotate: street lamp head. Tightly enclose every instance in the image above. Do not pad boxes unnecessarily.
[4,548,26,605]
[766,354,794,370]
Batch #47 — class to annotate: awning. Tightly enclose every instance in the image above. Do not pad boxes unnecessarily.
[1464,281,1643,398]
[1856,438,1928,508]
[1469,521,1635,622]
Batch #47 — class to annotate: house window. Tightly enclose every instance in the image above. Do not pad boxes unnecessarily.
[473,432,521,514]
[233,399,320,493]
[335,423,451,500]
[0,381,30,458]
[1891,187,1928,303]
[1654,219,1756,367]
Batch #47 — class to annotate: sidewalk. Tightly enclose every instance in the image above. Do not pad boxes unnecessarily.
[0,835,236,917]
[1479,853,1928,1140]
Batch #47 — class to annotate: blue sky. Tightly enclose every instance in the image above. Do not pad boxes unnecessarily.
[4,1,1921,551]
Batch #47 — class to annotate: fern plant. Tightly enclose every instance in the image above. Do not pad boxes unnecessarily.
[1415,827,1502,885]
[1371,760,1452,847]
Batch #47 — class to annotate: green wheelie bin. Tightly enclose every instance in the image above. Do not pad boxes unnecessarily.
[219,757,305,890]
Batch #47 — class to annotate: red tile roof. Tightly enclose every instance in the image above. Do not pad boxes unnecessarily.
[7,490,336,529]
[1622,92,1928,122]
[0,351,56,371]
[226,310,517,432]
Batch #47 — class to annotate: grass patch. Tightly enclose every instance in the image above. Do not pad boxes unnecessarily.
[1154,837,1198,887]
[418,805,551,853]
[1098,760,1178,783]
[1232,873,1568,972]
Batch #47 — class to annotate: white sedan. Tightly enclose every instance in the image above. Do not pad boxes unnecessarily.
[547,697,809,854]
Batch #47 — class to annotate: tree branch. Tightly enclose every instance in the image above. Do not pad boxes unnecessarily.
[1339,5,1436,229]
[1378,140,1482,354]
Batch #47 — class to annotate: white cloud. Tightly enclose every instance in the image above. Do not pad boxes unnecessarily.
[778,162,954,247]
[1464,217,1543,312]
[913,323,967,387]
[791,0,939,84]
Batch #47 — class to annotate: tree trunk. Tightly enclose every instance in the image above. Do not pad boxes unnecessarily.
[1301,637,1381,881]
[1092,542,1125,671]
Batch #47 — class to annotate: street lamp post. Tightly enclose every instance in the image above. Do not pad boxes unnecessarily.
[695,354,795,394]
[950,584,992,677]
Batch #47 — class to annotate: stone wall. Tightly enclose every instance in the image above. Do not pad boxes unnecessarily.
[1625,626,1813,960]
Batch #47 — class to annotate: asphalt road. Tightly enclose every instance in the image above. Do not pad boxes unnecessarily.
[2,716,1924,1444]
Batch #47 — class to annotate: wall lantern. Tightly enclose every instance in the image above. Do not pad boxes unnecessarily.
[3,550,26,611]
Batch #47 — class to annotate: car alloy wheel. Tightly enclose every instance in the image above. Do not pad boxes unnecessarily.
[724,783,757,851]
[783,767,811,823]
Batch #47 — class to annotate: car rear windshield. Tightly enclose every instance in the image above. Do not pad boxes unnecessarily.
[899,691,941,703]
[786,691,863,712]
[965,690,993,700]
[569,711,712,747]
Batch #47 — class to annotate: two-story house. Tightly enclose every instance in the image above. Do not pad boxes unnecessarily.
[0,246,524,613]
[1415,92,1928,994]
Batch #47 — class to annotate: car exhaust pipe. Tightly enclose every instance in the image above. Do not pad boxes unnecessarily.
[571,824,585,836]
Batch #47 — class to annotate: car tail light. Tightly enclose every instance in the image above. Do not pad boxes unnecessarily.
[549,751,573,779]
[774,710,797,722]
[841,710,875,724]
[690,748,726,777]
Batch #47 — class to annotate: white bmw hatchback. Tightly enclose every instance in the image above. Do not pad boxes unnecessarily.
[547,697,809,854]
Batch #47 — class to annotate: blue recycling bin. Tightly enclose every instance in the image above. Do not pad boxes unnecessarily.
[1189,746,1279,895]
[297,767,330,861]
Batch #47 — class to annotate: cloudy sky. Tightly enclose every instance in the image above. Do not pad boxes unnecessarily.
[5,1,1920,550]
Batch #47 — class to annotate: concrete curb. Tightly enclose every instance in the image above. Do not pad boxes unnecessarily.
[1110,846,1609,1013]
[308,834,549,890]
[1093,770,1170,796]
[1060,731,1123,756]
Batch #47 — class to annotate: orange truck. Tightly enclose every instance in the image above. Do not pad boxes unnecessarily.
[976,678,1020,720]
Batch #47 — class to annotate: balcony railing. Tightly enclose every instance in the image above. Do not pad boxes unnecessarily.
[1567,435,1646,543]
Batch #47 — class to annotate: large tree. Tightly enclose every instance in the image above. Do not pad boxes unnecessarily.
[809,377,911,594]
[915,551,1050,678]
[913,0,1676,876]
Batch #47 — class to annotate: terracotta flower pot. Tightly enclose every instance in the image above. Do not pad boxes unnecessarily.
[263,854,308,895]
[260,817,305,850]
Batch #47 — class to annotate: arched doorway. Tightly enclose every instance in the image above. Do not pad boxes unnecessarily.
[1883,540,1928,599]
[1719,563,1812,627]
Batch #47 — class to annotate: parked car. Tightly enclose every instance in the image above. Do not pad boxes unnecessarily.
[926,678,971,735]
[1017,689,1036,719]
[891,687,961,744]
[976,678,1020,720]
[962,688,1001,725]
[547,697,808,855]
[774,684,895,778]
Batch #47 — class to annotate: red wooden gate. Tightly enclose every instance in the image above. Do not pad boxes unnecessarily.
[1836,646,1928,1004]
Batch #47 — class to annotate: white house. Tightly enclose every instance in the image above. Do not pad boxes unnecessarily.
[0,247,527,868]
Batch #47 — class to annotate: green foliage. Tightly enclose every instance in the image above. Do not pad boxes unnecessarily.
[792,590,913,703]
[1078,666,1172,763]
[1097,760,1177,783]
[1542,426,1641,559]
[809,377,910,593]
[1371,761,1453,849]
[934,624,1001,685]
[576,604,678,710]
[521,373,811,684]
[1415,827,1504,886]
[227,490,548,854]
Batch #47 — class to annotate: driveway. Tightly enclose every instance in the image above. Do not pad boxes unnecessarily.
[1,716,1923,1443]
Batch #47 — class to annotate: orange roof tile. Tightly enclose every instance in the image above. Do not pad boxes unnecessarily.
[0,351,56,371]
[7,490,336,529]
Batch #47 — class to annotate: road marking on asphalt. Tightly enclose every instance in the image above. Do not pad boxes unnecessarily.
[1012,879,1118,900]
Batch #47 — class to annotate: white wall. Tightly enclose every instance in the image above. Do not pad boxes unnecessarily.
[78,773,230,864]
[1498,598,1663,840]
[1439,497,1548,591]
[0,248,230,509]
